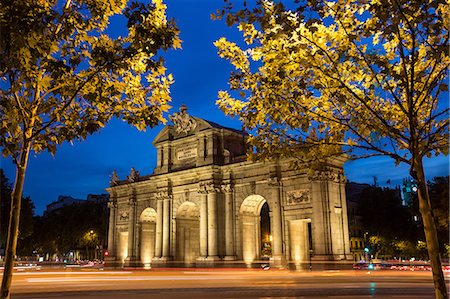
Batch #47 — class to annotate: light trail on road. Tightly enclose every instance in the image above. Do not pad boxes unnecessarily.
[2,269,448,298]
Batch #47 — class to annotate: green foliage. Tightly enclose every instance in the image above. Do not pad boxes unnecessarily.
[214,0,448,167]
[359,185,418,241]
[31,201,108,257]
[215,2,448,296]
[0,0,180,163]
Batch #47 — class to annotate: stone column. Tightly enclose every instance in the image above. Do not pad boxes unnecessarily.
[207,186,218,259]
[309,172,330,259]
[162,195,171,258]
[154,199,163,258]
[268,177,285,267]
[107,200,117,257]
[222,184,235,260]
[125,192,139,267]
[197,183,208,259]
[339,174,352,259]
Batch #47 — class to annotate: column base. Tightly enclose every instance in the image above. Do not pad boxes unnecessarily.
[311,254,351,261]
[223,256,236,261]
[124,256,141,268]
[104,256,120,269]
[152,257,172,262]
[196,256,208,262]
[270,255,287,268]
[205,256,221,261]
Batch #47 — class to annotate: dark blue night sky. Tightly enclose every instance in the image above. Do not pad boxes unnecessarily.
[2,0,449,215]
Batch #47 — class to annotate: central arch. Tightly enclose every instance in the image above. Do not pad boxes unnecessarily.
[139,208,157,268]
[176,202,200,265]
[240,195,271,265]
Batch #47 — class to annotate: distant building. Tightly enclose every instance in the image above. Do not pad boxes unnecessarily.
[345,182,370,262]
[87,194,109,204]
[345,182,403,262]
[401,178,418,207]
[45,194,110,214]
[45,195,83,214]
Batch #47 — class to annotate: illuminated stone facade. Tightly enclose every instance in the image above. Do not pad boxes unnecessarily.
[106,106,351,268]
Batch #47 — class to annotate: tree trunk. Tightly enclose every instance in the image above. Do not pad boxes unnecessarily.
[0,143,31,299]
[414,157,447,299]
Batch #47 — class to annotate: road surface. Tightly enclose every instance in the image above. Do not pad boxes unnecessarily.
[2,268,449,298]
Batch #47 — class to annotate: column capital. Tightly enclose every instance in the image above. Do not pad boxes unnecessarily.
[155,188,172,200]
[198,181,220,194]
[221,183,234,193]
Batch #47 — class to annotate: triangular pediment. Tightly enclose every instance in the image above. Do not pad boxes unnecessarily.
[153,106,245,145]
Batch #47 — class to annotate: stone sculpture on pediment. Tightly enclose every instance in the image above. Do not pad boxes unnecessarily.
[169,104,197,135]
[110,170,119,186]
[127,167,140,183]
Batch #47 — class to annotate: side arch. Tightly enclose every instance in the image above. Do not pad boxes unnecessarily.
[139,208,157,268]
[239,195,269,265]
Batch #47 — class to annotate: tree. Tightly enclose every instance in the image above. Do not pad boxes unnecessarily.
[0,0,180,297]
[214,1,448,297]
[359,185,418,241]
[32,200,108,260]
[0,169,35,256]
[428,176,449,255]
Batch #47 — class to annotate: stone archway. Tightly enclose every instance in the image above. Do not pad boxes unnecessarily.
[176,202,200,264]
[139,208,157,268]
[240,195,270,265]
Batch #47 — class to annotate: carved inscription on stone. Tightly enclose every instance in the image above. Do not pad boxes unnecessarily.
[286,189,311,205]
[176,145,197,161]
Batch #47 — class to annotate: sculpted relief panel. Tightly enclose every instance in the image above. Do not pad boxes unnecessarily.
[285,189,311,205]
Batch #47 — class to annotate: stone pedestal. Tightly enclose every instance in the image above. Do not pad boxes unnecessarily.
[270,255,287,268]
[104,256,120,269]
[124,256,141,268]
